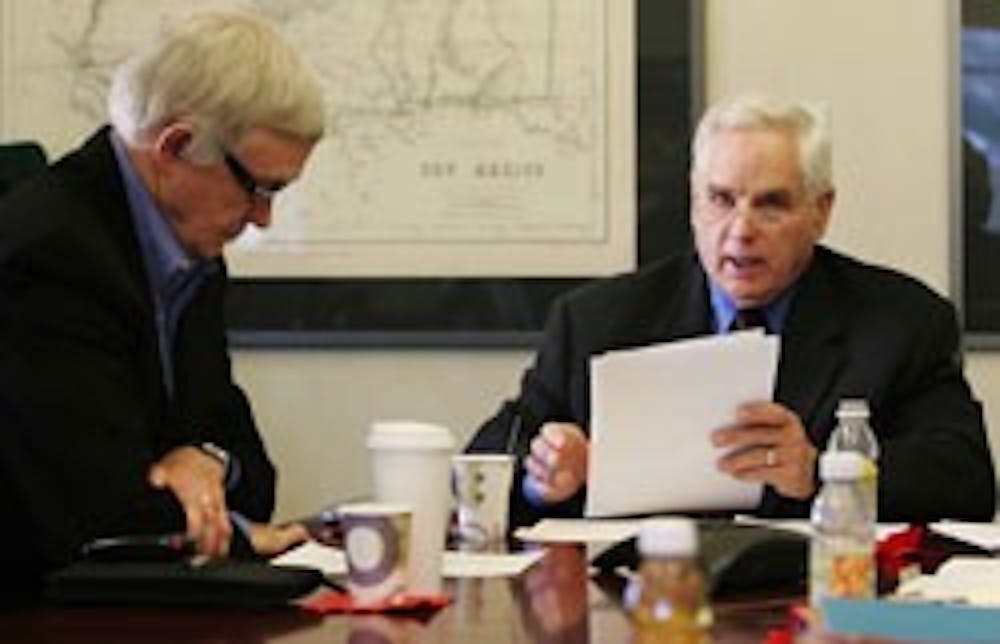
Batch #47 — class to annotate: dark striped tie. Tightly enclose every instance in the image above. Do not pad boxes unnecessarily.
[731,308,767,332]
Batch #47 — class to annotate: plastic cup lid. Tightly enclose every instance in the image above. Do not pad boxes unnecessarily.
[337,502,411,517]
[367,420,456,451]
[453,453,514,464]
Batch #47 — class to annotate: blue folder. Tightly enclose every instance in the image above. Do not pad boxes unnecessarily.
[822,597,1000,642]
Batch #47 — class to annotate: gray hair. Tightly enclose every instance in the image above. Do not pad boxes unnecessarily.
[691,95,832,195]
[108,12,325,161]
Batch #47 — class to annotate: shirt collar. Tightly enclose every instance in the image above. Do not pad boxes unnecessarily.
[110,131,212,295]
[708,277,799,334]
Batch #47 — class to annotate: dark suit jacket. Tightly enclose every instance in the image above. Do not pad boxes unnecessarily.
[468,248,996,529]
[0,128,275,599]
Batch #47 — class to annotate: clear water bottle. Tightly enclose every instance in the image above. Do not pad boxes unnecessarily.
[810,451,876,607]
[623,517,712,643]
[827,399,879,520]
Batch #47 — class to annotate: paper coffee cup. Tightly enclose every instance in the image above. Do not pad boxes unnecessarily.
[339,502,411,604]
[453,454,514,544]
[367,420,455,594]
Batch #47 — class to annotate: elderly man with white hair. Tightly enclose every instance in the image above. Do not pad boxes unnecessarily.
[0,12,325,599]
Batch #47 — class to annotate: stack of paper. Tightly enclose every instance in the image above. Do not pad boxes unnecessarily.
[930,521,1000,551]
[896,557,1000,606]
[513,518,643,544]
[586,331,779,517]
[271,541,544,578]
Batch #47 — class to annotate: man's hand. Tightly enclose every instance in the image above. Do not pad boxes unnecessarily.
[524,422,589,504]
[711,401,818,499]
[148,446,232,558]
[248,522,310,557]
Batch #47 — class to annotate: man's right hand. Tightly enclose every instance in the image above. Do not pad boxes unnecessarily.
[147,446,232,558]
[524,422,589,504]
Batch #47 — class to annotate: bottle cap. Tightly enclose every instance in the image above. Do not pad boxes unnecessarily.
[819,451,867,481]
[637,517,698,557]
[836,398,870,420]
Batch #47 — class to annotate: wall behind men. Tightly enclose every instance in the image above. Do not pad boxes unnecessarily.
[235,0,1000,521]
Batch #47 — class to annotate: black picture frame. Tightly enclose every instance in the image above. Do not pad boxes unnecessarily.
[227,0,703,348]
[959,0,1000,346]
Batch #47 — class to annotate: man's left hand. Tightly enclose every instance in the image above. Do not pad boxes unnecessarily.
[248,522,310,557]
[711,401,818,499]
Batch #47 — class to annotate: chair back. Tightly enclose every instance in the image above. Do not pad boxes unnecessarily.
[0,141,47,198]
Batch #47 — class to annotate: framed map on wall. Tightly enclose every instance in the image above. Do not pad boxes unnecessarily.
[0,0,701,346]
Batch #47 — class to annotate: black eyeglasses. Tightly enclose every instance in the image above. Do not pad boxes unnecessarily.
[222,151,287,201]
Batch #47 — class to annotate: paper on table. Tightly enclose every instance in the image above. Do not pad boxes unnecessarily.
[895,557,1000,606]
[586,331,778,517]
[271,541,543,578]
[443,550,544,577]
[513,518,643,544]
[930,521,1000,550]
[734,515,910,541]
[272,540,346,576]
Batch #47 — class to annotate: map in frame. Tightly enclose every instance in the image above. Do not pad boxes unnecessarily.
[0,0,635,278]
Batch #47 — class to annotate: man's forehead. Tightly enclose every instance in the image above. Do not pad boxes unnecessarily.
[705,180,798,196]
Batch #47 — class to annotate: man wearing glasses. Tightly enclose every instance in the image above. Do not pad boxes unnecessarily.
[469,94,996,531]
[0,12,324,598]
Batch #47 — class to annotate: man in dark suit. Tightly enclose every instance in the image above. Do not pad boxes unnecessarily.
[469,95,996,530]
[0,12,326,597]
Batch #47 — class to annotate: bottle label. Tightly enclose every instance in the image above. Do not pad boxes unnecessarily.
[811,547,875,604]
[829,552,875,597]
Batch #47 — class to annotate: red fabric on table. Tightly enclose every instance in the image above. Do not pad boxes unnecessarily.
[302,590,451,615]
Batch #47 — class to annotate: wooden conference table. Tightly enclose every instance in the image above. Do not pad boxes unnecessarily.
[0,545,800,643]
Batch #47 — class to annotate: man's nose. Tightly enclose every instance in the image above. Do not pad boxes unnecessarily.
[246,199,273,229]
[728,200,760,234]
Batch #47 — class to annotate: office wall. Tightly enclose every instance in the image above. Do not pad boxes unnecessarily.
[236,0,1000,521]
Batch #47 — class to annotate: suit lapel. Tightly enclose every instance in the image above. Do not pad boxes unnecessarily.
[775,250,847,440]
[617,254,713,348]
[67,128,168,435]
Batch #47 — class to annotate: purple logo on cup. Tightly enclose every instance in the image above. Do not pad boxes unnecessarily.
[340,503,411,604]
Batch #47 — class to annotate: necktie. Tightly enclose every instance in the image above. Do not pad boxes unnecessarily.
[731,308,767,332]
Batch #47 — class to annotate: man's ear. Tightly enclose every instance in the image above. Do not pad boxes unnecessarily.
[813,188,835,237]
[152,122,195,163]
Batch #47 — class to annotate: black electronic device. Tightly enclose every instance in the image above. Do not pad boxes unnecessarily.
[45,559,324,607]
[81,533,195,563]
[297,506,342,546]
[591,520,808,598]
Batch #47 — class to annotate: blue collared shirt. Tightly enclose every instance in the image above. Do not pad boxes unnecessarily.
[707,280,797,335]
[110,133,216,397]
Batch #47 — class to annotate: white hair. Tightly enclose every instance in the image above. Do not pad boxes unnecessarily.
[108,11,326,161]
[691,94,833,195]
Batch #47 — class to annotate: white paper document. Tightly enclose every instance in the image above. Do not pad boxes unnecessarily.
[896,557,1000,606]
[930,521,1000,551]
[513,518,643,544]
[271,541,543,578]
[585,331,779,517]
[734,515,910,542]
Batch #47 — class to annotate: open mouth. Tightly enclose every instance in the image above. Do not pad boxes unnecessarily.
[723,255,765,274]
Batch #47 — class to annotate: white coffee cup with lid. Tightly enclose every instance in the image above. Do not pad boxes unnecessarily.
[367,420,455,594]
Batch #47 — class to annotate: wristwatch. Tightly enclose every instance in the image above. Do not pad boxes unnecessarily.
[198,441,231,477]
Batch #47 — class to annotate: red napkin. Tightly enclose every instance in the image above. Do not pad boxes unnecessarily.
[877,524,925,590]
[302,590,451,615]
